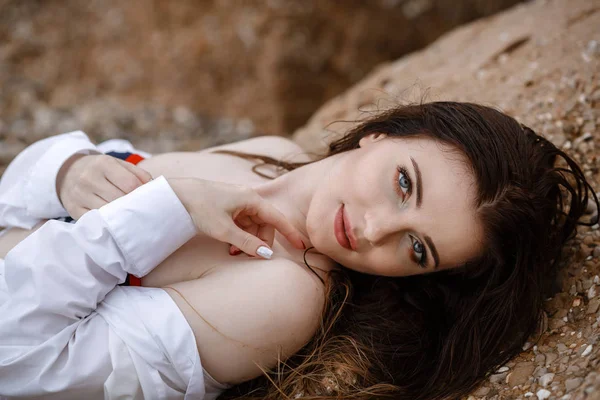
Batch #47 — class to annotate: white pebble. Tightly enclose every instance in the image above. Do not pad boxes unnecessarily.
[581,344,593,357]
[539,373,555,387]
[537,389,551,399]
[588,285,597,299]
[525,392,534,397]
[497,366,509,373]
[594,275,600,284]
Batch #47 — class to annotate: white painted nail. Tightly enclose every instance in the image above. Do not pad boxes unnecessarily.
[256,246,273,259]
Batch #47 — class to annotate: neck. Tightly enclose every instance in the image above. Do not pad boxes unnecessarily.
[252,154,339,249]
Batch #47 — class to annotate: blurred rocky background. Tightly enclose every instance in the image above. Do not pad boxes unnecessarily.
[0,0,522,165]
[2,0,600,399]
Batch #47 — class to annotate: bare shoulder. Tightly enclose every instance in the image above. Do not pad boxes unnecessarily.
[164,258,325,385]
[207,135,313,163]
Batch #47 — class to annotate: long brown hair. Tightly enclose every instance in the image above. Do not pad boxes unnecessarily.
[219,102,599,399]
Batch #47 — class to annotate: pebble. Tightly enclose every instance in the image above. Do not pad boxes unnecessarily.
[473,386,490,396]
[507,362,535,387]
[535,353,546,364]
[539,373,555,387]
[490,372,508,384]
[594,247,600,258]
[587,285,597,299]
[586,298,600,314]
[537,389,551,399]
[581,344,593,357]
[565,378,583,392]
[583,235,595,245]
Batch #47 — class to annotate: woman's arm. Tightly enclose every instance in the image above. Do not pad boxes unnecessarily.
[0,131,99,229]
[0,177,200,398]
[0,131,153,229]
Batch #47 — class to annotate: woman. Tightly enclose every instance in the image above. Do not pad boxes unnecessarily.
[0,101,597,399]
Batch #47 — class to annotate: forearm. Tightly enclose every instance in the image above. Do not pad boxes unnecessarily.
[0,177,197,397]
[0,131,99,228]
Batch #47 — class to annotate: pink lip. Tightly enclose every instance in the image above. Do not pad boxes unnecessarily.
[334,204,357,251]
[342,206,358,251]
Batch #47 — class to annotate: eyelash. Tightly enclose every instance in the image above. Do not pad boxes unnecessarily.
[395,166,428,269]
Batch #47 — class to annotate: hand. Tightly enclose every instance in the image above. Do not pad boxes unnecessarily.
[57,154,153,220]
[168,178,305,259]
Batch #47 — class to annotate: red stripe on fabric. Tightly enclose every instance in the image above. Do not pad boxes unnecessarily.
[128,274,142,286]
[125,154,144,165]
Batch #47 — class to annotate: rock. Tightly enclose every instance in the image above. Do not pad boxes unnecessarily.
[539,373,555,387]
[565,378,583,392]
[536,389,551,400]
[490,372,508,384]
[557,343,569,353]
[473,386,490,396]
[535,353,546,364]
[587,298,600,314]
[581,345,593,357]
[545,352,559,366]
[594,247,600,259]
[588,285,597,300]
[507,362,535,387]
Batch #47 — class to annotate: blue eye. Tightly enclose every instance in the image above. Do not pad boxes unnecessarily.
[410,236,427,269]
[396,167,412,197]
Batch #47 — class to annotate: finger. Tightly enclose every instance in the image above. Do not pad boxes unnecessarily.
[117,159,153,184]
[257,223,275,248]
[229,244,242,256]
[223,226,273,260]
[95,178,126,203]
[104,163,144,194]
[235,215,255,230]
[84,193,108,210]
[250,200,305,250]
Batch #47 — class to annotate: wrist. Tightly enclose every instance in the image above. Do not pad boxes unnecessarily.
[56,153,87,205]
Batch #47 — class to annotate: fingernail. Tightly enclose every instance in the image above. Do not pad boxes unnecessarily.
[256,246,273,259]
[301,240,307,250]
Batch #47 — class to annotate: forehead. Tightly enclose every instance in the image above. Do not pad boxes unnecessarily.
[389,136,483,268]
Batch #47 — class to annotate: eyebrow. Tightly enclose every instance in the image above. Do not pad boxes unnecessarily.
[424,235,440,269]
[410,157,440,269]
[410,157,423,208]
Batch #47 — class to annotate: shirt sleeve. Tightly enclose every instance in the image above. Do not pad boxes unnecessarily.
[0,176,202,399]
[0,131,100,229]
[0,132,152,230]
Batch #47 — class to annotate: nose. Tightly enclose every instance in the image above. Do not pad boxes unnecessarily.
[363,208,407,246]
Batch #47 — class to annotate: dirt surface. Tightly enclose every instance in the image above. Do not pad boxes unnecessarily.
[0,0,522,149]
[294,0,600,398]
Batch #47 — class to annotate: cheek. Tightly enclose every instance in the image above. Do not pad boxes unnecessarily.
[355,247,404,276]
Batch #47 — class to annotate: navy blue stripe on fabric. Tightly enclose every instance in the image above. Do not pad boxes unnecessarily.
[104,151,133,161]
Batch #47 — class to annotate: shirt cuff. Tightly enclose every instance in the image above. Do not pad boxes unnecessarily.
[23,130,100,218]
[99,176,196,277]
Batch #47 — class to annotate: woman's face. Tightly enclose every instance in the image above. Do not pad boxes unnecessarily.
[306,134,483,277]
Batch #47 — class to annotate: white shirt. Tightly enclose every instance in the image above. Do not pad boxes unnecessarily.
[0,132,228,399]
